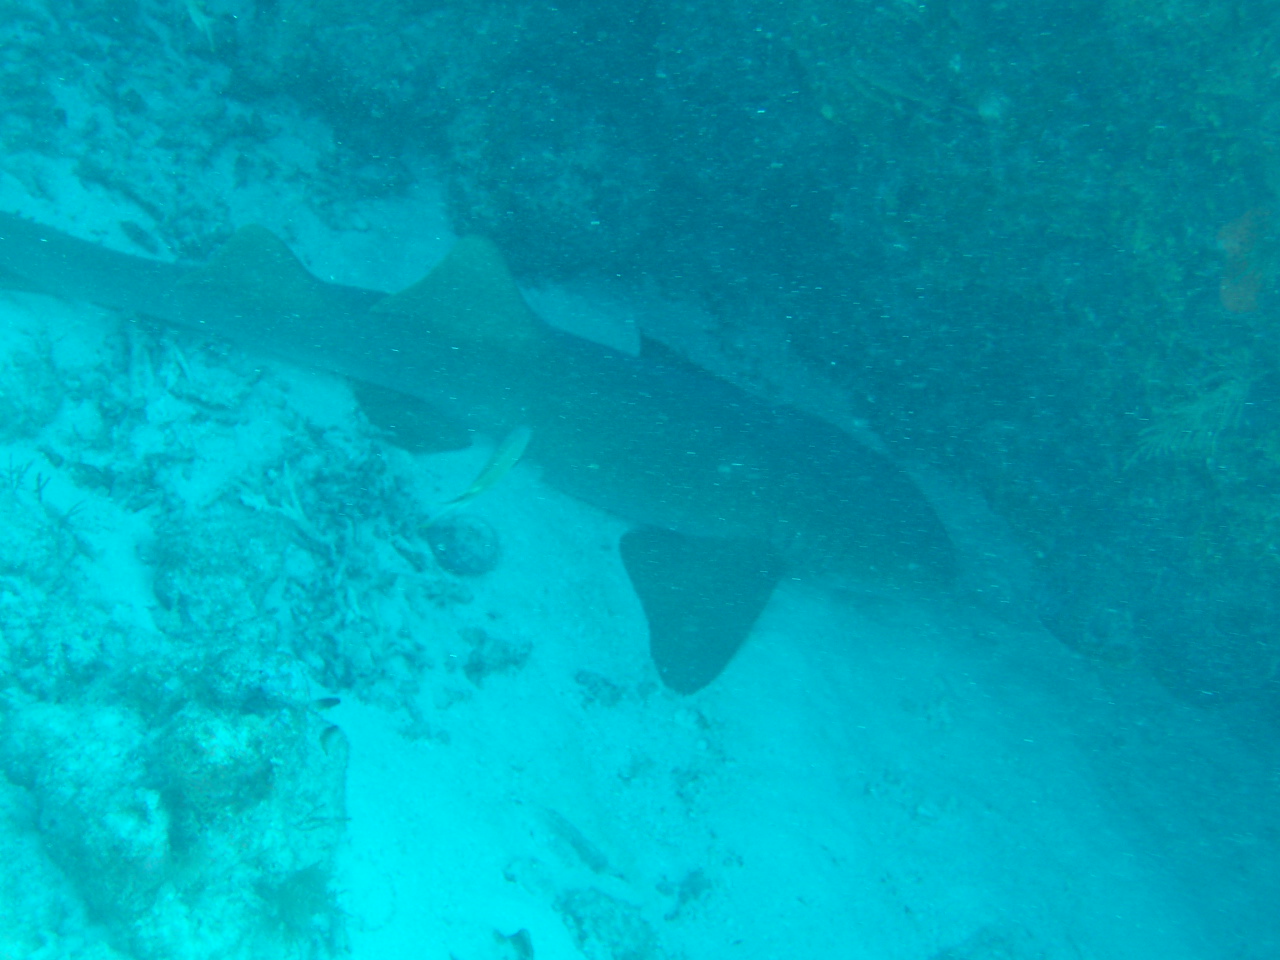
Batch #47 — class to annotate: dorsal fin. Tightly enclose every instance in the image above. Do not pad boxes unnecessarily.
[370,236,541,352]
[173,224,330,320]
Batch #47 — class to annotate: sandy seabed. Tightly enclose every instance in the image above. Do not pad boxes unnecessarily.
[0,279,1274,960]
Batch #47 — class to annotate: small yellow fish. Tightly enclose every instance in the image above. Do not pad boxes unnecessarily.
[426,425,531,527]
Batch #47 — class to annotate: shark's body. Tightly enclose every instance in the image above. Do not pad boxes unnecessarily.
[0,212,954,691]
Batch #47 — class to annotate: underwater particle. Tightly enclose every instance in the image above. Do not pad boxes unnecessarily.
[426,514,502,576]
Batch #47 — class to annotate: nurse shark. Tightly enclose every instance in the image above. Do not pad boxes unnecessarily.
[0,212,955,692]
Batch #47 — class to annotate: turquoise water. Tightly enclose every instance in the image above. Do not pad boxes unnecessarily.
[0,2,1276,958]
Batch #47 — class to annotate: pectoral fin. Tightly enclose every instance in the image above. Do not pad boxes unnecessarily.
[619,527,784,694]
[350,380,474,453]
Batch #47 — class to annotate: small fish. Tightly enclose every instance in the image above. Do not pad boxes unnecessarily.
[319,724,344,756]
[183,0,216,51]
[310,697,341,711]
[426,425,531,527]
